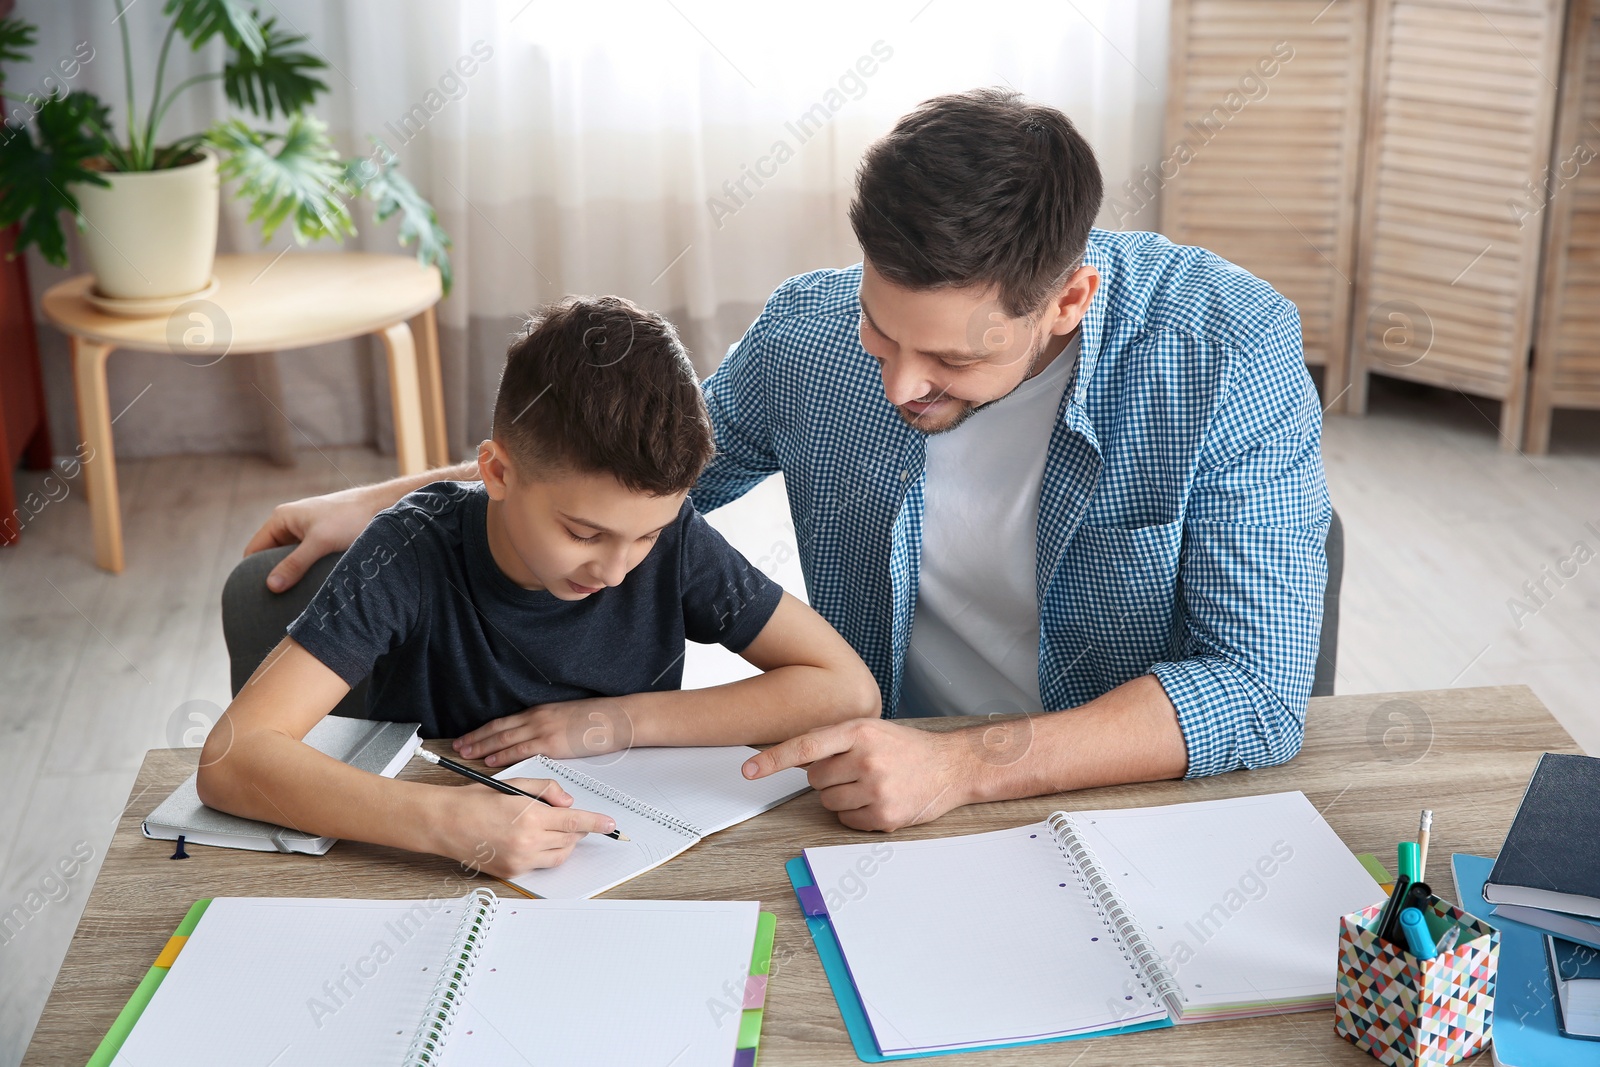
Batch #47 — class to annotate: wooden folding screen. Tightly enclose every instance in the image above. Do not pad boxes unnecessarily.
[1346,0,1567,449]
[1160,0,1371,411]
[1528,0,1600,452]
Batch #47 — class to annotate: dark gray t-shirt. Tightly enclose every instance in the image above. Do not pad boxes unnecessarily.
[288,481,783,738]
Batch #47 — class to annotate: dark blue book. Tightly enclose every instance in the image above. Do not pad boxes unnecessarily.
[1485,753,1600,918]
[1546,935,1600,1041]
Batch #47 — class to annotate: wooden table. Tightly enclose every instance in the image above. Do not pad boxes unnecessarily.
[40,253,446,573]
[22,685,1577,1066]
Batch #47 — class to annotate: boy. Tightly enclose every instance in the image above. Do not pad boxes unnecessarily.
[198,296,880,879]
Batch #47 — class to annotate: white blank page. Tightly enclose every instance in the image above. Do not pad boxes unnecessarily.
[541,746,811,833]
[498,747,810,899]
[437,899,759,1067]
[112,897,465,1066]
[1066,791,1386,1017]
[500,767,700,899]
[803,825,1165,1054]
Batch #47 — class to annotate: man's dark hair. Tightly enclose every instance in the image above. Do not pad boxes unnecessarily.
[492,296,713,495]
[849,87,1104,318]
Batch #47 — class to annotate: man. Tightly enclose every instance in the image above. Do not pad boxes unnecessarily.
[243,88,1330,832]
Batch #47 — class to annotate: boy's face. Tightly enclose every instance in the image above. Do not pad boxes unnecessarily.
[478,441,687,599]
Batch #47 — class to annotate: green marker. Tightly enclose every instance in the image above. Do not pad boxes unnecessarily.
[1398,841,1420,882]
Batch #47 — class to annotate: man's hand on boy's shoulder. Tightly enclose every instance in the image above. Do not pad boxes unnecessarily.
[453,697,636,766]
[245,482,407,593]
[244,462,479,592]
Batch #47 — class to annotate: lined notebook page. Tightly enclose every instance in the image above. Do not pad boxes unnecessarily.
[803,825,1165,1054]
[498,747,810,899]
[542,746,811,833]
[438,900,758,1067]
[1066,791,1385,1019]
[112,897,464,1065]
[499,768,699,899]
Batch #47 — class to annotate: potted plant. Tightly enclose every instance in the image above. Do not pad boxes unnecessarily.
[0,0,451,308]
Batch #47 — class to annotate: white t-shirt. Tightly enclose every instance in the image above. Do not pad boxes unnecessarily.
[897,332,1080,718]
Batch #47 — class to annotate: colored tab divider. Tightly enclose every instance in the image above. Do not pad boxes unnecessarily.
[734,911,776,1067]
[795,884,828,918]
[86,898,213,1067]
[1356,852,1393,893]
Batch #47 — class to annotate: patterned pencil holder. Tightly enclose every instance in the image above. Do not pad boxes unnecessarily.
[1334,896,1498,1067]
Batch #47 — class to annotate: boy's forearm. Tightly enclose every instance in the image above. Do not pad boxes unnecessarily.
[197,727,453,856]
[623,664,878,747]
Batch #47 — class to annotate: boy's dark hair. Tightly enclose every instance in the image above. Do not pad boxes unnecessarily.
[492,296,714,495]
[849,87,1104,318]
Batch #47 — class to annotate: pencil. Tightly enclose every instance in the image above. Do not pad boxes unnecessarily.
[416,748,628,841]
[1417,809,1432,881]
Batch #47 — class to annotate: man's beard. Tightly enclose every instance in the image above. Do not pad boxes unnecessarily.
[895,334,1047,436]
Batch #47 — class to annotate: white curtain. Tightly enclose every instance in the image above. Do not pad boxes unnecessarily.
[23,0,1170,461]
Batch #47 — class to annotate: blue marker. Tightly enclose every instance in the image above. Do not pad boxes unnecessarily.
[1399,907,1437,960]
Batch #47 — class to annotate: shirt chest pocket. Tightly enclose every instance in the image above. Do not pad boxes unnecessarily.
[1057,518,1185,655]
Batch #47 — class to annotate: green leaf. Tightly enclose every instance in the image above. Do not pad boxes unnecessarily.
[98,139,139,173]
[223,16,327,120]
[0,17,37,70]
[0,91,112,267]
[347,143,454,295]
[163,0,265,57]
[208,113,353,244]
[151,134,207,170]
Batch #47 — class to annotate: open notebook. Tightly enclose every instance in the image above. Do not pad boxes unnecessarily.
[91,890,772,1067]
[794,791,1386,1059]
[496,745,811,898]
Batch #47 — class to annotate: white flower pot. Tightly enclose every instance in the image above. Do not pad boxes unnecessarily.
[73,148,219,300]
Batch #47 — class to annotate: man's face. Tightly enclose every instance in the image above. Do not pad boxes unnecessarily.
[857,260,1096,434]
[479,444,686,599]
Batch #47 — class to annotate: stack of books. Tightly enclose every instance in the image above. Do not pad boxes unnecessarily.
[1484,752,1600,1044]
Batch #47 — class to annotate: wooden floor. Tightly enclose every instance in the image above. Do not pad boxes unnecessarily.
[2,376,1598,1064]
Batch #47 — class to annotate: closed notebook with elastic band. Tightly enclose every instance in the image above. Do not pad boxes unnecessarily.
[142,717,422,854]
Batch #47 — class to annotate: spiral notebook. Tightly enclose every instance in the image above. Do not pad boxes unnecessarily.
[89,889,773,1067]
[795,791,1386,1058]
[495,745,811,898]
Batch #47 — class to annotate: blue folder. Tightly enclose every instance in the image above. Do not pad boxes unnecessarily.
[1453,853,1596,1067]
[784,856,1171,1062]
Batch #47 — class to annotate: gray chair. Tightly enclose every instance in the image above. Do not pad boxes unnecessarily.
[221,545,369,717]
[220,508,1345,711]
[1312,508,1343,699]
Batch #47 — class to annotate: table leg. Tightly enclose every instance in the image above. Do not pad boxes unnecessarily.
[71,337,123,573]
[238,351,297,467]
[411,304,449,467]
[379,322,427,476]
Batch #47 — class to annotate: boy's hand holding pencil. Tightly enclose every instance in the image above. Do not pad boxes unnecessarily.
[416,749,621,879]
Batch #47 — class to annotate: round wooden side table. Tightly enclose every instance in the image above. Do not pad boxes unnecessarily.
[41,251,446,573]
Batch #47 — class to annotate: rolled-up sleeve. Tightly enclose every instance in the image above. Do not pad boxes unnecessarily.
[1148,302,1331,777]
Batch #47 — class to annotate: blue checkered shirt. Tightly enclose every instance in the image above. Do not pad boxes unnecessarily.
[691,228,1330,777]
